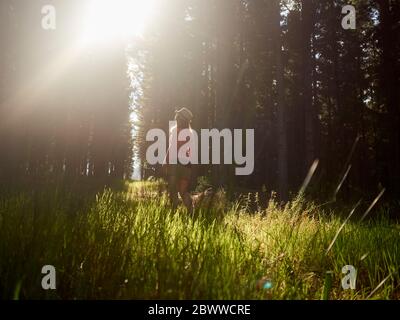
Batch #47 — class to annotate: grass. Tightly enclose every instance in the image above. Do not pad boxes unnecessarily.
[0,180,399,299]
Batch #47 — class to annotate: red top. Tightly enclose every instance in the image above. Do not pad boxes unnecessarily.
[165,126,191,164]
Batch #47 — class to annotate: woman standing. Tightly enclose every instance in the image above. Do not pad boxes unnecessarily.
[163,107,194,212]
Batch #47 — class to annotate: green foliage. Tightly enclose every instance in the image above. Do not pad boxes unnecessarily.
[195,176,213,193]
[0,181,398,299]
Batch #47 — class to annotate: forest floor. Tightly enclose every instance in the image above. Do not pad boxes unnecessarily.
[0,180,399,299]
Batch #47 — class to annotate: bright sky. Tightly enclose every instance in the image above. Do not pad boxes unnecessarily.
[81,0,158,45]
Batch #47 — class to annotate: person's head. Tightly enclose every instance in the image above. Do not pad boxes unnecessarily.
[174,107,193,128]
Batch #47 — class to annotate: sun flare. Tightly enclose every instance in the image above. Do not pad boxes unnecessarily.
[82,0,157,45]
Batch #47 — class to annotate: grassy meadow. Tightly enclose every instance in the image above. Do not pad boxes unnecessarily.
[0,180,399,299]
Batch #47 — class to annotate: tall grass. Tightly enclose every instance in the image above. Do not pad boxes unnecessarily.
[0,181,398,299]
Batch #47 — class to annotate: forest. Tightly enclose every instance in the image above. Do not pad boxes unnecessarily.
[1,0,399,204]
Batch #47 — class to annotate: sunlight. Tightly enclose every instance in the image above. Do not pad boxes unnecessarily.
[81,0,157,45]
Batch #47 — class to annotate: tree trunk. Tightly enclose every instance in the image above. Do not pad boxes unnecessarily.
[301,0,316,172]
[273,0,289,201]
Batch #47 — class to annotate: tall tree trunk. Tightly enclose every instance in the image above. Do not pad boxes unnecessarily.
[301,0,316,172]
[273,0,288,201]
[214,1,235,187]
[377,0,400,197]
